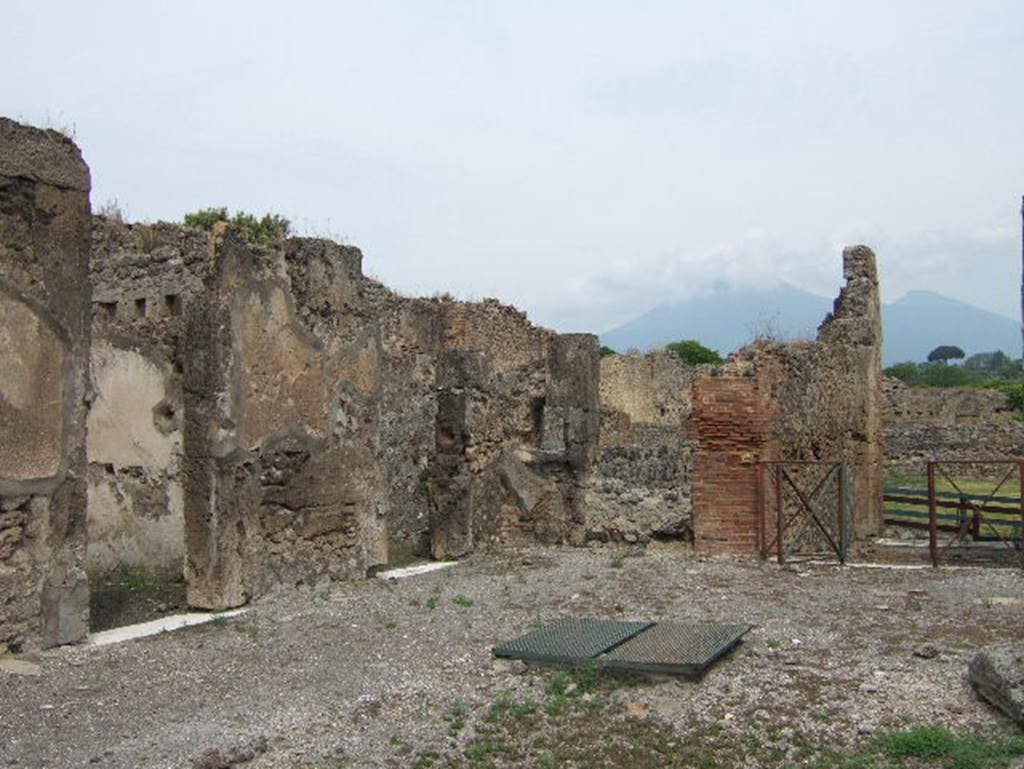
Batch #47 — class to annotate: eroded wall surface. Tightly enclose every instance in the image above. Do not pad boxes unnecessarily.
[692,246,884,553]
[590,351,708,542]
[0,119,92,649]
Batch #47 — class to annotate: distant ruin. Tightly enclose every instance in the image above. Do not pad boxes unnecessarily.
[10,116,997,651]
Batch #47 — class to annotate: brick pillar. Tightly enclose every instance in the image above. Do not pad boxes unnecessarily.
[691,373,777,554]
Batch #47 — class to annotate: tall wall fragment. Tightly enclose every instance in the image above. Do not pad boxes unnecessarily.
[692,246,884,553]
[0,119,92,649]
[183,233,387,609]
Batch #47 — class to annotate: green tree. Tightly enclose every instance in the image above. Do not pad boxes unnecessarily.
[964,350,1009,374]
[926,345,966,364]
[666,339,723,365]
[598,345,618,358]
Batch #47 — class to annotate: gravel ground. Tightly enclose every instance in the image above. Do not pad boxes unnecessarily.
[1,543,1021,769]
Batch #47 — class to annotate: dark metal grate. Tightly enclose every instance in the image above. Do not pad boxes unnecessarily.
[492,618,652,664]
[600,622,752,676]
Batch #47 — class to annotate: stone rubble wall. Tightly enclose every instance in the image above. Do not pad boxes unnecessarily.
[428,333,599,559]
[83,210,598,610]
[589,351,710,543]
[883,378,1024,473]
[0,118,93,650]
[361,290,564,559]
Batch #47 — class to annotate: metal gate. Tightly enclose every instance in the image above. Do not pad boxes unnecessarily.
[925,460,1024,568]
[758,461,852,563]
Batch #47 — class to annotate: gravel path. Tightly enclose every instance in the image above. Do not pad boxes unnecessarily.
[1,543,1021,768]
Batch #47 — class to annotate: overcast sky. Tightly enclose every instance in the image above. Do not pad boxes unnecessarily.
[4,1,1022,333]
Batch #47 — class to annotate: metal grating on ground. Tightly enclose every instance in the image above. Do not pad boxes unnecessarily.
[600,622,753,676]
[492,618,653,664]
[492,619,752,676]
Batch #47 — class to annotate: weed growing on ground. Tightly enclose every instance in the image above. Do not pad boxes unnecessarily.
[873,724,1024,768]
[452,595,474,608]
[445,700,469,735]
[405,691,1024,769]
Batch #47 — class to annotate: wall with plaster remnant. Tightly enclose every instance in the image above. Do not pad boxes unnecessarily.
[0,118,92,650]
[180,234,387,608]
[86,219,209,575]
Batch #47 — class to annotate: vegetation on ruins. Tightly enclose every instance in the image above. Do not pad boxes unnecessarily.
[599,345,618,357]
[182,206,291,246]
[666,338,724,366]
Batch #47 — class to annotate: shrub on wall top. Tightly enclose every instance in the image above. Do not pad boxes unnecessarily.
[666,339,723,366]
[183,207,291,247]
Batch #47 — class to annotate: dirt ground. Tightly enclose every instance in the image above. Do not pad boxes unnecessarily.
[1,543,1021,769]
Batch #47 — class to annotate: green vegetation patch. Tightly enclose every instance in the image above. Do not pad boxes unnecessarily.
[666,339,724,366]
[401,701,1024,769]
[183,206,291,246]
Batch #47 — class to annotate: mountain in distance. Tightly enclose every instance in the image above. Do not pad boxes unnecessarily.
[599,283,1020,367]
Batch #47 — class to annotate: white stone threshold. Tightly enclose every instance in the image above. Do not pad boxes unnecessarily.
[375,561,457,580]
[878,538,1013,550]
[86,608,248,647]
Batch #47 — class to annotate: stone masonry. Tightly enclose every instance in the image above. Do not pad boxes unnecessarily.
[590,350,711,543]
[884,378,1024,473]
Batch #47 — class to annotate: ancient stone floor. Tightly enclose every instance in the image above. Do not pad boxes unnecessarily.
[1,544,1021,769]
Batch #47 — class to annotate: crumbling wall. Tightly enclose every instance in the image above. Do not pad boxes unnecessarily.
[361,290,600,562]
[85,209,599,606]
[86,220,209,572]
[692,246,884,553]
[589,351,707,542]
[883,379,1024,472]
[0,119,92,649]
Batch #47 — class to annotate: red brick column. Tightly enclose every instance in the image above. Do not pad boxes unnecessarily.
[692,373,777,554]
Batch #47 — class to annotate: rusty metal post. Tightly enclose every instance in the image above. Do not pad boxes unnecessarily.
[775,465,785,564]
[928,462,938,567]
[836,464,845,564]
[1019,460,1024,569]
[756,463,766,559]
